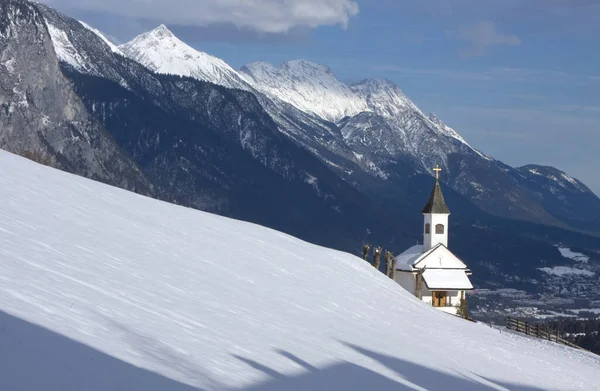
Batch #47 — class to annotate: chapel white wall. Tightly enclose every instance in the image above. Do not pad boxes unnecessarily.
[423,213,449,251]
[417,246,466,269]
[421,288,462,315]
[395,272,415,295]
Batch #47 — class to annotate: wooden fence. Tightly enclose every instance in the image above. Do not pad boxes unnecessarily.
[505,317,587,351]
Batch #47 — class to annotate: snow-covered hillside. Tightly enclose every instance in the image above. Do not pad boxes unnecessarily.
[0,150,598,391]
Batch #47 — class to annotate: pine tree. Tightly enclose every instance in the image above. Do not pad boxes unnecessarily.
[456,292,468,319]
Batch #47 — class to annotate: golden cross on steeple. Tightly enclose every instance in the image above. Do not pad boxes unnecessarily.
[433,165,442,180]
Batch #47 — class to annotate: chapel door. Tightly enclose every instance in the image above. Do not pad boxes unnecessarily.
[433,291,447,307]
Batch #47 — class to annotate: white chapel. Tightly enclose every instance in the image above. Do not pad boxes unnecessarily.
[394,166,473,316]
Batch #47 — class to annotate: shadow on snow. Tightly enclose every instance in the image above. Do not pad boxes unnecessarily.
[0,310,552,391]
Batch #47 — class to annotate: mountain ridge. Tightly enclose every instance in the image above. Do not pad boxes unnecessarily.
[0,0,153,195]
[116,25,600,228]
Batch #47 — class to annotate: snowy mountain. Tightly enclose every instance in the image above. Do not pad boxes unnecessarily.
[115,25,600,234]
[118,26,373,179]
[241,60,370,122]
[115,28,486,192]
[240,60,600,228]
[0,0,152,195]
[517,165,600,232]
[35,2,376,250]
[240,61,486,171]
[119,25,252,90]
[519,164,593,194]
[1,149,599,391]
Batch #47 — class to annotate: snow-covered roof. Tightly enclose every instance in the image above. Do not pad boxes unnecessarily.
[394,244,424,271]
[422,269,474,290]
[395,243,469,271]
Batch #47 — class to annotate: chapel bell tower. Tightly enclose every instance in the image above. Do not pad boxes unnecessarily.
[422,165,450,251]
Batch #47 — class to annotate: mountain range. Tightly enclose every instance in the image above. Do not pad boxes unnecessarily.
[2,0,600,315]
[117,22,600,232]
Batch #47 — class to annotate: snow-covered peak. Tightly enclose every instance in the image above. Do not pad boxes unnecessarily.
[79,21,122,55]
[149,24,173,38]
[240,59,369,122]
[239,59,484,165]
[119,25,251,90]
[350,78,416,119]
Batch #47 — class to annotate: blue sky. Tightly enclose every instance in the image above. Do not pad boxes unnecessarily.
[43,0,600,195]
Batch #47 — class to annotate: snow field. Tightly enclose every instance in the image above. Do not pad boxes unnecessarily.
[0,150,599,391]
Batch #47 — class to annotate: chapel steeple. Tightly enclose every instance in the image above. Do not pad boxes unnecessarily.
[422,172,450,214]
[422,165,450,251]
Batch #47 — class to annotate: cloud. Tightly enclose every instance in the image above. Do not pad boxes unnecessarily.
[457,21,521,56]
[42,0,359,33]
[162,24,312,44]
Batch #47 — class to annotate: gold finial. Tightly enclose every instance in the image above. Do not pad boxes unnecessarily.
[433,165,442,180]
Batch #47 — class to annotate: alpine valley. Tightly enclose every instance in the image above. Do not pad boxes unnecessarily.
[2,0,600,320]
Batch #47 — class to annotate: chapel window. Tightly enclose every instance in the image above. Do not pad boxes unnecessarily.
[425,223,431,234]
[435,224,445,234]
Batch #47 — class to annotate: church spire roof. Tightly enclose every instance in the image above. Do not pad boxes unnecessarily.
[422,166,450,214]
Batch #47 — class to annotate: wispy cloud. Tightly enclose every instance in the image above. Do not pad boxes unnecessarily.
[456,21,521,56]
[372,66,600,85]
[41,0,359,33]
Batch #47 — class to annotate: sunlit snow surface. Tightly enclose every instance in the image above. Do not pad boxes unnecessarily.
[0,150,598,391]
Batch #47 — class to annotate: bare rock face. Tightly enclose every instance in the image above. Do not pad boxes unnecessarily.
[0,0,152,194]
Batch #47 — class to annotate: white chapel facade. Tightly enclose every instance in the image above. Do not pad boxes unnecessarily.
[394,166,473,316]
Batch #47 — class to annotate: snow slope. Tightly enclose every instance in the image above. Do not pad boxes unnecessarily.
[45,22,95,73]
[0,150,598,391]
[79,20,122,55]
[241,60,369,122]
